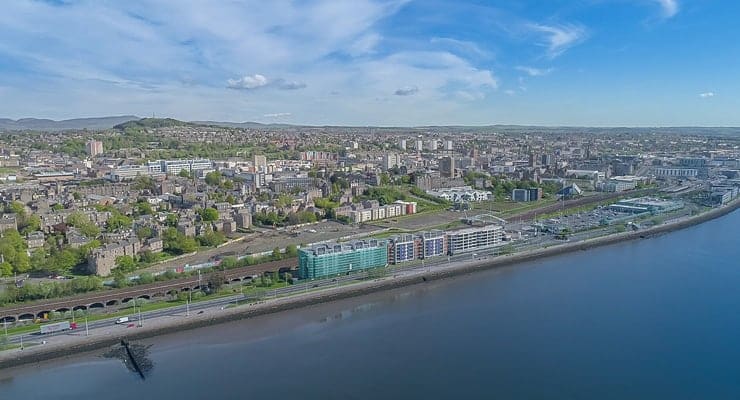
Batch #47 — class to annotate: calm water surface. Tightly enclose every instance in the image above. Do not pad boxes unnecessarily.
[2,210,740,399]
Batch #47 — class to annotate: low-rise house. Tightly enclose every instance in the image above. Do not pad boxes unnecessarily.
[67,228,92,248]
[87,238,142,276]
[26,231,45,249]
[0,214,17,232]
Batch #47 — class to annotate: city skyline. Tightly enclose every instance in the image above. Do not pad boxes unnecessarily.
[1,0,737,126]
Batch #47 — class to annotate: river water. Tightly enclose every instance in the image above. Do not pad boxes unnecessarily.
[2,210,740,399]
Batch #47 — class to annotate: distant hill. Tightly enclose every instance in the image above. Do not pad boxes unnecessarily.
[0,116,139,131]
[113,117,192,130]
[191,120,298,129]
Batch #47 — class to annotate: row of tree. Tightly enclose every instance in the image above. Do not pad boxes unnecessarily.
[0,276,103,306]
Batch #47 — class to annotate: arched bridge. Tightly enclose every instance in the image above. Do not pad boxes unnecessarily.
[0,259,296,324]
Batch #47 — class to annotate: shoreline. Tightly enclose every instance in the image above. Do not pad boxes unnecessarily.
[1,199,738,370]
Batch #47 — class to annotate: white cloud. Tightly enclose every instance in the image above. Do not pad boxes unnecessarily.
[515,66,552,77]
[430,37,490,58]
[263,112,291,118]
[274,79,308,90]
[227,74,269,90]
[528,23,587,58]
[347,33,382,56]
[699,92,715,98]
[504,89,516,96]
[227,75,307,91]
[395,85,419,96]
[654,0,679,18]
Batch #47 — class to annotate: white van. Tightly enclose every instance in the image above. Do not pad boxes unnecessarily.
[115,317,130,324]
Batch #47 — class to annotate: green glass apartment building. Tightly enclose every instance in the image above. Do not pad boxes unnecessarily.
[298,239,388,279]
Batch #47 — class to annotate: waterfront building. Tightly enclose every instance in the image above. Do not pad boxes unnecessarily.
[609,197,684,214]
[298,239,388,279]
[388,234,418,264]
[446,225,504,255]
[420,230,447,258]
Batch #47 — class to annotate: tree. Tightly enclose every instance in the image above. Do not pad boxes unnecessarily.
[7,201,25,216]
[0,229,30,273]
[115,255,137,273]
[0,262,12,277]
[205,171,221,186]
[380,172,391,186]
[220,256,238,269]
[180,236,198,253]
[178,169,191,178]
[72,191,82,200]
[112,269,129,288]
[271,247,282,261]
[138,272,155,284]
[135,226,154,240]
[66,211,101,238]
[197,231,226,247]
[135,201,154,216]
[165,213,179,227]
[106,212,132,232]
[285,244,298,257]
[51,203,64,211]
[207,273,224,292]
[200,207,219,222]
[132,176,155,191]
[21,214,41,234]
[139,250,158,263]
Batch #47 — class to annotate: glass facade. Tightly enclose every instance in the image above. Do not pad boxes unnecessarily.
[299,240,388,279]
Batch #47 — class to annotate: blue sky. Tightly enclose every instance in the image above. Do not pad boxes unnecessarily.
[0,0,737,126]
